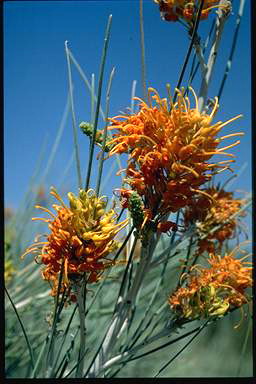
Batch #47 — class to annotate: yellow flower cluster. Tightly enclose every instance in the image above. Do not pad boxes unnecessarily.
[22,187,127,300]
[169,248,252,324]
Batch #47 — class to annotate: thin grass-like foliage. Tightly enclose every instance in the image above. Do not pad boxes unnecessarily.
[5,0,252,379]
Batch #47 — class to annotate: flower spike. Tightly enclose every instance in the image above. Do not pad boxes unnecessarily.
[22,188,128,302]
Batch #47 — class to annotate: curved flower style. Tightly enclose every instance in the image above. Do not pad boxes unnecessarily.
[106,87,243,232]
[154,0,229,23]
[183,186,247,253]
[22,187,128,299]
[169,247,252,324]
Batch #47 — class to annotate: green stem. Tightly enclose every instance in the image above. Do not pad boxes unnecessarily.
[91,73,95,126]
[45,262,65,377]
[236,317,252,376]
[198,0,231,111]
[217,0,245,102]
[68,50,105,121]
[172,0,205,106]
[51,303,78,377]
[187,19,215,90]
[95,66,115,199]
[30,337,48,378]
[154,320,209,377]
[114,232,137,310]
[5,287,35,371]
[85,15,112,191]
[130,80,137,113]
[75,281,86,377]
[65,41,83,190]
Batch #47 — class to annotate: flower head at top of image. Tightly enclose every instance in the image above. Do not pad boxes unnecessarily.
[154,0,231,23]
[183,186,248,254]
[106,86,243,235]
[169,245,252,326]
[21,187,128,301]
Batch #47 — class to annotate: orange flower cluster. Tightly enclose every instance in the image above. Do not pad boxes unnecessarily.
[183,186,247,253]
[107,87,242,231]
[154,0,227,22]
[22,187,127,300]
[169,248,252,322]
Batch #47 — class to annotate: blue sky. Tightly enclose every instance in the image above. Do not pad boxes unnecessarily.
[4,0,251,225]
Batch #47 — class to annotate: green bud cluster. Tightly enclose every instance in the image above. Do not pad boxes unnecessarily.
[182,284,230,319]
[128,192,144,230]
[79,121,114,152]
[68,189,108,220]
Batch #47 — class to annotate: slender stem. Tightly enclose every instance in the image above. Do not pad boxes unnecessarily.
[194,41,207,77]
[83,227,135,378]
[91,73,95,126]
[68,50,105,120]
[139,0,147,101]
[198,0,231,111]
[63,344,88,378]
[89,73,95,154]
[116,207,125,223]
[130,80,137,113]
[51,303,78,377]
[114,233,138,311]
[87,235,158,377]
[126,80,138,254]
[95,66,115,198]
[56,329,79,378]
[176,235,194,289]
[154,320,209,377]
[187,18,215,91]
[85,15,112,191]
[217,0,245,101]
[97,320,207,375]
[5,287,35,370]
[236,317,252,376]
[113,226,135,263]
[45,262,65,377]
[126,257,169,352]
[65,41,83,190]
[69,39,124,181]
[123,323,204,363]
[125,236,157,303]
[30,337,48,378]
[75,281,86,377]
[172,0,205,105]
